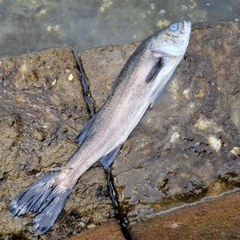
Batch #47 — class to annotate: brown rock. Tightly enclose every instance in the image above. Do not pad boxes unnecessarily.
[66,221,125,240]
[130,191,240,240]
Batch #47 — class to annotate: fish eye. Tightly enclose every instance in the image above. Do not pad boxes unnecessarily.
[169,23,178,31]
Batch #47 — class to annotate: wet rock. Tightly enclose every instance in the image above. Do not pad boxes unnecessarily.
[65,221,125,240]
[1,21,240,240]
[218,159,240,186]
[0,48,115,239]
[130,190,240,240]
[80,22,240,227]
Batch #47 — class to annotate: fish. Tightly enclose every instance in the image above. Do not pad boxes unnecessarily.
[9,20,191,234]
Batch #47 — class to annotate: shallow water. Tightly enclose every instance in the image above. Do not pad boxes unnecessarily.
[0,0,239,57]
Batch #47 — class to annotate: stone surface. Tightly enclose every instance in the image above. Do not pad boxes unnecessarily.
[1,21,240,240]
[0,48,115,239]
[66,221,125,240]
[130,190,240,240]
[81,22,240,227]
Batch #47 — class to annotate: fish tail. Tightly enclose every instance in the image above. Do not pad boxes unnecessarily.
[9,173,73,234]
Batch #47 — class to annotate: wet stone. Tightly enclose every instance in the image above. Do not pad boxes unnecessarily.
[81,22,240,227]
[65,221,125,240]
[130,190,240,240]
[0,48,115,239]
[1,21,240,240]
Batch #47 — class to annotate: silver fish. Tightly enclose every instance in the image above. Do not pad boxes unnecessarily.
[9,20,191,234]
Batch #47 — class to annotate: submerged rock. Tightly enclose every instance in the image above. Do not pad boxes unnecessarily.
[81,22,240,226]
[0,48,115,239]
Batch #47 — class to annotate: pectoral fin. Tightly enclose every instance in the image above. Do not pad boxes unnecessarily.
[146,57,164,83]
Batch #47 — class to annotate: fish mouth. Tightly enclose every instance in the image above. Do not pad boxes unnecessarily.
[182,20,192,34]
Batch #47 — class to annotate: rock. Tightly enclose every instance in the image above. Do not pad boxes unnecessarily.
[65,221,125,240]
[80,22,240,226]
[1,21,240,239]
[0,48,115,239]
[130,191,240,240]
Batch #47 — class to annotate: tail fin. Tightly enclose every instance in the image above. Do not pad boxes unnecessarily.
[9,173,73,234]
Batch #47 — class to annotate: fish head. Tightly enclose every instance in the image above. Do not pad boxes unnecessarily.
[149,20,191,58]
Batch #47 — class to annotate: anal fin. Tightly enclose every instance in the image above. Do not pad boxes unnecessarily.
[100,146,122,208]
[100,146,121,170]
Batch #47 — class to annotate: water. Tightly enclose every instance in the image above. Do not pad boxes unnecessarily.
[0,0,239,58]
